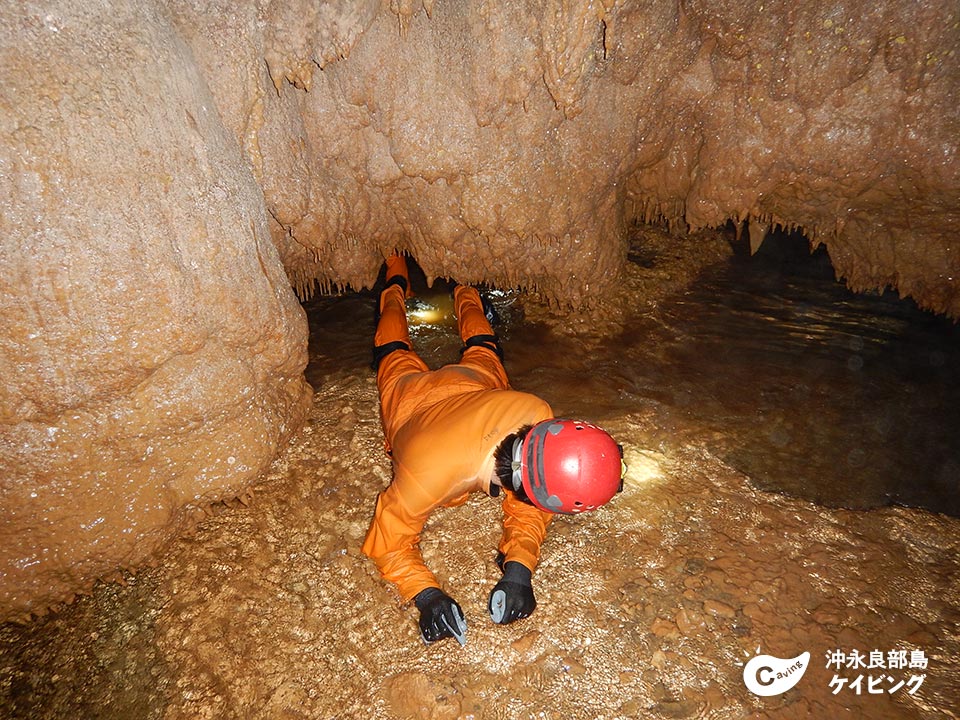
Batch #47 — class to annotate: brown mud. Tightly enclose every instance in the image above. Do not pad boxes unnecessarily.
[1,228,958,719]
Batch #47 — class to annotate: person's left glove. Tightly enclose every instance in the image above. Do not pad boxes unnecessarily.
[414,587,467,645]
[488,558,537,624]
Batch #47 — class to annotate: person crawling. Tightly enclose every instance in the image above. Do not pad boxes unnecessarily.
[362,254,624,646]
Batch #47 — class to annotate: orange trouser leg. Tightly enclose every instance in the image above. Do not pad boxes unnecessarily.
[375,284,429,444]
[384,255,411,295]
[454,285,494,342]
[375,284,429,390]
[374,254,413,349]
[454,286,509,389]
[374,284,411,349]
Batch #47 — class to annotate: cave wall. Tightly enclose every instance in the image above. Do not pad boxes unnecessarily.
[1,0,957,620]
[0,2,311,620]
[168,0,958,313]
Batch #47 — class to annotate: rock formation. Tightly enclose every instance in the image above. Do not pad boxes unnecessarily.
[0,2,311,620]
[173,0,958,315]
[1,0,957,619]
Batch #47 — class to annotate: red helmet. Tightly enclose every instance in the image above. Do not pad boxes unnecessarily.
[512,419,624,514]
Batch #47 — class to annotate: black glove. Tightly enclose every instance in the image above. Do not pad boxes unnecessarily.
[488,559,537,624]
[414,587,467,645]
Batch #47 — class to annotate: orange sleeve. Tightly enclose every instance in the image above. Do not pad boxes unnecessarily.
[361,468,444,603]
[499,490,553,573]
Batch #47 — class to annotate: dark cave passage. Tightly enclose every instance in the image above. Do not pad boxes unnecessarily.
[645,231,960,516]
[303,232,960,518]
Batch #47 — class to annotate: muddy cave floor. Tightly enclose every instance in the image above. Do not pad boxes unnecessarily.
[2,231,960,720]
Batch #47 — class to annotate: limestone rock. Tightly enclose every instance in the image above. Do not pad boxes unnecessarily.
[2,0,959,621]
[170,0,958,316]
[0,1,311,620]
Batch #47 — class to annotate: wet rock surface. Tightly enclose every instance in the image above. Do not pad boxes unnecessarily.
[1,234,957,719]
[2,369,957,719]
[0,2,311,619]
[2,0,958,631]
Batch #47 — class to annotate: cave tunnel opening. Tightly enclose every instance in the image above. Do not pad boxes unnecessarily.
[303,228,960,518]
[659,226,960,517]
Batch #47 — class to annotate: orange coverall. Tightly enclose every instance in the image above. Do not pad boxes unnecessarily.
[361,279,553,603]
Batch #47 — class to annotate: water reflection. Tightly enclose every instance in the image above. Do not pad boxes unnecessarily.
[643,234,960,516]
[303,237,960,517]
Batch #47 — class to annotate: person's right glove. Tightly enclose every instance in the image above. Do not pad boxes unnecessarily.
[413,587,467,645]
[488,556,537,624]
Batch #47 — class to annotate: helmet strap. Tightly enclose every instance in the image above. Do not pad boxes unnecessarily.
[510,437,524,492]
